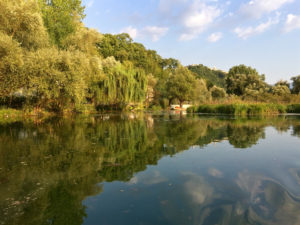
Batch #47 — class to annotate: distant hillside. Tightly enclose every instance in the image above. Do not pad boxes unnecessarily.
[187,64,227,88]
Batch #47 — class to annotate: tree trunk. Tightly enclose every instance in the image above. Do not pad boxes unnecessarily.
[180,101,183,109]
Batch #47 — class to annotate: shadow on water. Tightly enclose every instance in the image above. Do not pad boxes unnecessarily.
[1,114,300,225]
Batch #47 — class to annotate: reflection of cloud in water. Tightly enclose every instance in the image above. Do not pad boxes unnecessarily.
[160,171,300,225]
[128,176,138,185]
[236,170,265,202]
[129,171,168,185]
[236,170,300,225]
[208,168,223,178]
[143,171,168,185]
[182,172,214,205]
[290,168,300,185]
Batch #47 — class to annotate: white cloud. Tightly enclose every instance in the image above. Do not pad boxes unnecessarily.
[159,0,187,13]
[179,1,221,41]
[141,26,169,41]
[120,26,168,41]
[179,33,198,41]
[86,0,94,8]
[284,14,300,32]
[120,26,138,39]
[240,0,294,18]
[207,32,223,42]
[234,16,279,39]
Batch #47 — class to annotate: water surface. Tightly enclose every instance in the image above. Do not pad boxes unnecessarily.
[1,114,300,225]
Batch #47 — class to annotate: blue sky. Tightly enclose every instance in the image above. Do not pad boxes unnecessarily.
[82,0,300,84]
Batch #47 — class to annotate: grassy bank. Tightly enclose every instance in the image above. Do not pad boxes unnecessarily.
[187,104,300,115]
[0,108,53,124]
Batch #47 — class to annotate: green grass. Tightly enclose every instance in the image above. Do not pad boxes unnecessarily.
[0,108,24,123]
[0,107,53,124]
[187,103,288,115]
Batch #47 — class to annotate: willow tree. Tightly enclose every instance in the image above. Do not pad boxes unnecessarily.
[95,57,147,109]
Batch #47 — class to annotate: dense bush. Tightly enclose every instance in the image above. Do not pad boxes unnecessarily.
[287,104,300,113]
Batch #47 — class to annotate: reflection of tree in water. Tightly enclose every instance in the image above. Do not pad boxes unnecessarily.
[227,125,265,148]
[1,115,300,225]
[293,125,300,137]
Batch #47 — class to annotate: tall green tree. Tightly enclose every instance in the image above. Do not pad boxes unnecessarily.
[39,0,85,47]
[94,58,147,109]
[226,65,267,96]
[291,75,300,94]
[166,66,196,107]
[0,0,49,49]
[25,48,88,112]
[271,80,291,96]
[0,0,48,100]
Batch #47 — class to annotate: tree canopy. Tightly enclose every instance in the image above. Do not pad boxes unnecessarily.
[166,66,196,107]
[291,75,300,94]
[226,65,268,96]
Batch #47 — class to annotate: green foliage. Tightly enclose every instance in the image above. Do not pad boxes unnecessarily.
[0,32,24,98]
[226,65,267,96]
[187,64,226,88]
[0,0,299,113]
[166,66,197,106]
[210,86,226,100]
[194,103,287,115]
[25,48,88,112]
[0,107,22,117]
[39,0,85,47]
[0,0,49,49]
[186,105,198,113]
[62,25,102,55]
[291,75,300,94]
[193,79,211,104]
[95,58,147,109]
[271,81,291,96]
[97,33,164,77]
[287,104,300,113]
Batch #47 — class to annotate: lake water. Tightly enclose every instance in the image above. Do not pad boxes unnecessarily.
[1,114,300,225]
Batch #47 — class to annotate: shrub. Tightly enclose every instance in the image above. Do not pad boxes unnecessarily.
[287,104,300,113]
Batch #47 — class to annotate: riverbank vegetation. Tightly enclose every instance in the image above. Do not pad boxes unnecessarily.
[0,0,300,115]
[187,103,300,115]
